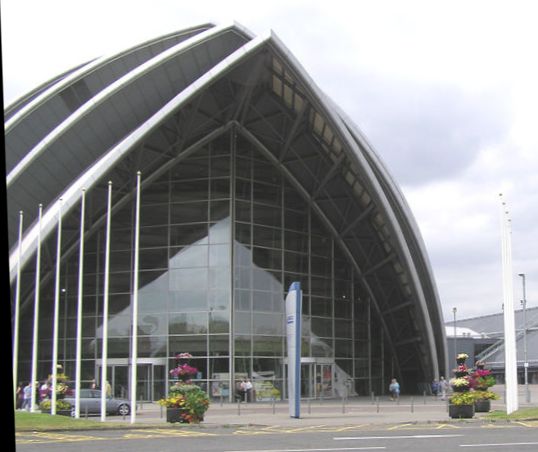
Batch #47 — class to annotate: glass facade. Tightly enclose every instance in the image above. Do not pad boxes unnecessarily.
[16,129,390,401]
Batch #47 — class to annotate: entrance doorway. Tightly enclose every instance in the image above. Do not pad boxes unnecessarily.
[97,360,166,402]
[285,359,334,399]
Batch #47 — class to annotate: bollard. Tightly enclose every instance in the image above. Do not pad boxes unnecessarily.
[446,398,449,412]
[220,394,223,407]
[397,396,400,405]
[371,391,375,405]
[342,395,346,414]
[423,391,426,405]
[272,397,276,414]
[411,396,414,413]
[376,396,380,413]
[237,399,241,415]
[85,406,88,419]
[308,398,311,414]
[160,404,163,419]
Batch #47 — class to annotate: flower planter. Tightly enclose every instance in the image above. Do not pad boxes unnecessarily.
[449,404,474,419]
[474,399,491,413]
[40,409,72,416]
[166,407,188,423]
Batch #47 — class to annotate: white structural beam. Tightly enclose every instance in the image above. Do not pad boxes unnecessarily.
[499,193,518,414]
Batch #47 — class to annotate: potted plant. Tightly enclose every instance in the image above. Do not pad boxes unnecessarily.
[470,361,497,412]
[472,390,499,412]
[158,353,209,423]
[39,399,72,416]
[448,353,474,419]
[448,391,475,418]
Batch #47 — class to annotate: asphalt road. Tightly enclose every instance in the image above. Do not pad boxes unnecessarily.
[15,422,538,452]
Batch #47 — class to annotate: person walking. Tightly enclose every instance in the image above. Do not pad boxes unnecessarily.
[22,382,33,411]
[389,378,400,401]
[245,378,253,402]
[439,376,449,400]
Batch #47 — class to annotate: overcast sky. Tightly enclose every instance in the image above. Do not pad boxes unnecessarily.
[2,0,537,322]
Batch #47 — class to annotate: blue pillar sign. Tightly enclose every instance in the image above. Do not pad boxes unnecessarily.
[285,281,302,418]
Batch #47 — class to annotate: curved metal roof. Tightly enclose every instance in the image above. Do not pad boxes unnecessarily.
[6,23,447,384]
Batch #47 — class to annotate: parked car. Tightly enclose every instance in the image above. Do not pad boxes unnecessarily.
[64,389,131,416]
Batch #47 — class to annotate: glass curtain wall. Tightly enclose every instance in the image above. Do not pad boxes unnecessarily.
[15,128,390,401]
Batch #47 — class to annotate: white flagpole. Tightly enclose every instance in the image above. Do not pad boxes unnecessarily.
[130,172,141,424]
[30,204,43,413]
[75,189,86,418]
[101,182,112,422]
[51,199,63,415]
[499,193,518,414]
[12,210,24,410]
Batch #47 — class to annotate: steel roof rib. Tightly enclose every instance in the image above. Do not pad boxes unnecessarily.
[9,33,268,277]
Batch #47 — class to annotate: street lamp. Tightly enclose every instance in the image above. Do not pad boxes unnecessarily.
[518,273,530,403]
[453,307,457,358]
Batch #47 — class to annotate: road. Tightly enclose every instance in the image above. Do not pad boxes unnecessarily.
[15,421,538,452]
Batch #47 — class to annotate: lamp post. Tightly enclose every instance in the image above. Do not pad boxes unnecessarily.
[518,273,530,403]
[453,307,457,358]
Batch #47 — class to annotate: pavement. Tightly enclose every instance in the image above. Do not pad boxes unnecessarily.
[104,384,537,428]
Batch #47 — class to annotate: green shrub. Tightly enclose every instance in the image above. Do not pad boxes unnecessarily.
[39,399,72,411]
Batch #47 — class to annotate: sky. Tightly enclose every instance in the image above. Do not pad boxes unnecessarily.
[2,0,537,322]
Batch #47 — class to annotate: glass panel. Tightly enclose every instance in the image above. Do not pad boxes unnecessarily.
[253,225,281,248]
[138,313,168,335]
[209,311,229,333]
[253,182,281,206]
[208,289,230,310]
[169,245,208,268]
[234,312,251,334]
[235,289,251,311]
[284,251,308,274]
[235,223,251,246]
[284,209,308,232]
[170,223,208,247]
[252,336,282,356]
[209,217,230,243]
[140,204,168,227]
[210,200,230,222]
[170,201,208,224]
[235,178,251,200]
[235,200,251,222]
[169,268,208,290]
[170,179,209,202]
[170,159,208,180]
[311,297,332,317]
[310,276,332,298]
[138,336,166,357]
[169,312,208,334]
[253,313,283,335]
[284,230,308,254]
[210,178,230,199]
[234,336,251,356]
[311,317,333,337]
[335,319,352,339]
[209,244,230,267]
[169,335,207,356]
[253,247,281,270]
[169,290,207,312]
[335,340,353,358]
[139,226,168,248]
[109,250,132,272]
[139,248,168,270]
[210,156,230,177]
[209,335,230,356]
[253,204,281,228]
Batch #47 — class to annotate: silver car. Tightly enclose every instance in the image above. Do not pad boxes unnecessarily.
[64,389,131,416]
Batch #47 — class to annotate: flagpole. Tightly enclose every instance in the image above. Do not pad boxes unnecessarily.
[499,193,518,414]
[130,172,141,424]
[30,204,43,413]
[51,199,63,415]
[101,182,112,422]
[12,210,24,410]
[75,189,86,418]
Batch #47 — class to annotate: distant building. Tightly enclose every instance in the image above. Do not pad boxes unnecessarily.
[445,307,538,383]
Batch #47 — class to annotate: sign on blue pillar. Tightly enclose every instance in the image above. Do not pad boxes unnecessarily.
[285,281,302,418]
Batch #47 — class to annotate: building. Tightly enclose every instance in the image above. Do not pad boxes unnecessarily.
[445,307,538,384]
[8,23,446,402]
